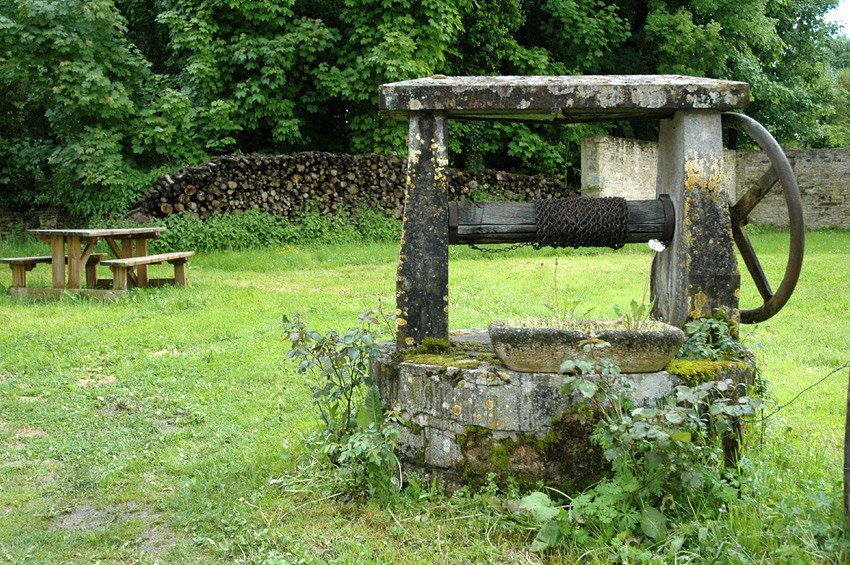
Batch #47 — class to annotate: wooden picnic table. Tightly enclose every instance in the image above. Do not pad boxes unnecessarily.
[28,227,167,292]
[3,227,195,299]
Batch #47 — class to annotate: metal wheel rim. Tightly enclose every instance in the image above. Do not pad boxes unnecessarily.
[722,112,805,324]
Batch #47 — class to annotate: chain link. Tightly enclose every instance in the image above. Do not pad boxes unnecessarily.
[467,241,530,253]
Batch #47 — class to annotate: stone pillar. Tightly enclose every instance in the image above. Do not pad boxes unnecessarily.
[651,111,740,327]
[396,112,450,349]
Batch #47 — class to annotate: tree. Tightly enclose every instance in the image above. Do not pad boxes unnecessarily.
[597,0,840,146]
[1,0,845,221]
[0,0,204,219]
[821,35,850,146]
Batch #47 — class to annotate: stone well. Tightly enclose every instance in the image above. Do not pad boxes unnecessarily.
[372,331,754,489]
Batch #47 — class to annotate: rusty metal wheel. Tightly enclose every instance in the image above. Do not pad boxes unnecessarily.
[722,113,805,324]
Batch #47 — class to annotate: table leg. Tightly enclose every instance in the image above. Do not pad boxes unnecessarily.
[81,242,96,287]
[136,238,149,287]
[172,259,188,286]
[67,236,83,289]
[111,265,130,290]
[122,239,135,287]
[85,262,99,287]
[51,237,65,288]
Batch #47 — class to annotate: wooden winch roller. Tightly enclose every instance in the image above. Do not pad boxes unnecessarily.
[448,195,675,248]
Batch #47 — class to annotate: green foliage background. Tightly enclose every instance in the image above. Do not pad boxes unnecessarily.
[1,0,846,221]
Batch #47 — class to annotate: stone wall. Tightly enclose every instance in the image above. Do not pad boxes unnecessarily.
[581,135,850,228]
[581,136,663,200]
[735,148,850,228]
[0,206,72,238]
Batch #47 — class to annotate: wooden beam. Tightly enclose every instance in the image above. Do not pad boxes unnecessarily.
[448,198,673,246]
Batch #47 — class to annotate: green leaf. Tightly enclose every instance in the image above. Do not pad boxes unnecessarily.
[640,506,667,540]
[519,492,561,522]
[671,536,685,552]
[531,519,562,552]
[664,411,684,424]
[670,431,692,443]
[578,380,598,398]
[356,384,384,428]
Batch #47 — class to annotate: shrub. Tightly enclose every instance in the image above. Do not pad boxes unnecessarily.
[149,206,401,252]
[283,307,402,498]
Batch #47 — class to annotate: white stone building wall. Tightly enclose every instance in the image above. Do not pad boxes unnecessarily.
[581,135,850,228]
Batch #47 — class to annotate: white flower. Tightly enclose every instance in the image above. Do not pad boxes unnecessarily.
[648,239,667,253]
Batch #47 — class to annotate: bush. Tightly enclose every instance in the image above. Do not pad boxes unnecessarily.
[149,206,401,252]
[284,307,402,498]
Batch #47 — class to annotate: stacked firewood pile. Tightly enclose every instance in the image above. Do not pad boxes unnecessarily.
[126,152,575,222]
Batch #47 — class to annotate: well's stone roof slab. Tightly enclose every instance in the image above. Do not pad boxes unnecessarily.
[379,75,750,123]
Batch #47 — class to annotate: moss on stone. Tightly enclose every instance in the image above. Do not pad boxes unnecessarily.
[455,407,606,492]
[666,358,749,386]
[452,340,495,354]
[402,353,481,369]
[472,353,503,366]
[409,337,452,355]
[399,335,504,371]
[401,338,495,370]
[456,425,492,449]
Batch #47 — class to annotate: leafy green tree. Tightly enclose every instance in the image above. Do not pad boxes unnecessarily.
[155,0,342,153]
[0,0,204,219]
[313,0,472,155]
[1,0,846,221]
[603,0,840,146]
[821,35,850,146]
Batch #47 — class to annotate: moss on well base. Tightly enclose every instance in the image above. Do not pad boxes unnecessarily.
[455,408,606,492]
[400,337,501,369]
[667,358,749,386]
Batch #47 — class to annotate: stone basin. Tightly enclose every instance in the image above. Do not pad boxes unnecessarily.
[488,320,685,373]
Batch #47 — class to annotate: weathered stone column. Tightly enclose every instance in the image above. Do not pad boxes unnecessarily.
[396,112,450,349]
[652,110,740,327]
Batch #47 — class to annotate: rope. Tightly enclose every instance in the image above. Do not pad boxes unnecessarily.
[534,197,629,250]
[466,197,631,253]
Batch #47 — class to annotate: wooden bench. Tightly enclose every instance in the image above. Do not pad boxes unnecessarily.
[1,254,108,290]
[100,252,195,290]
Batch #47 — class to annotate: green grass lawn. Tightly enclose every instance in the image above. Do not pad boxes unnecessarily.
[0,230,848,563]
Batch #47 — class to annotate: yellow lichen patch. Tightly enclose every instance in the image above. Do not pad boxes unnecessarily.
[452,405,462,415]
[486,399,494,410]
[690,291,709,319]
[405,337,415,346]
[396,318,407,326]
[685,152,724,194]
